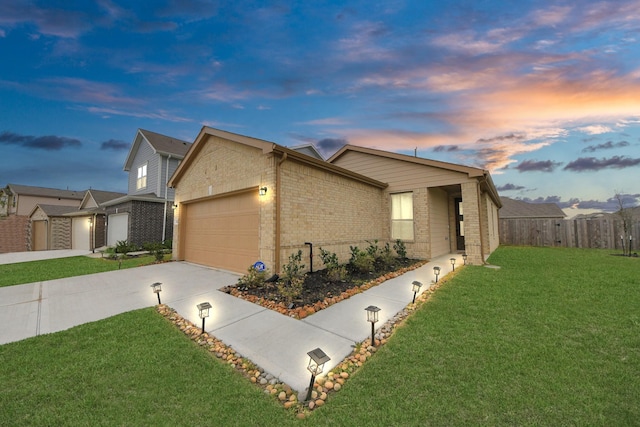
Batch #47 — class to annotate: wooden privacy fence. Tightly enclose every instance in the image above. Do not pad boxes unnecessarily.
[499,218,640,251]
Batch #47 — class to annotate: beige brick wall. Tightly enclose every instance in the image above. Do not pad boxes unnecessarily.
[461,181,483,265]
[278,158,385,270]
[172,136,270,260]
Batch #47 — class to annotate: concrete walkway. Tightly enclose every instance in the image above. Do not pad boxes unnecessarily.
[0,252,463,395]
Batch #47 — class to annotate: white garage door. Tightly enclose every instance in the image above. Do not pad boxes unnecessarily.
[182,191,259,273]
[107,213,129,246]
[72,217,91,250]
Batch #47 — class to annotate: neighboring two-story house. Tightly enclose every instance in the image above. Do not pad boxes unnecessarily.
[101,129,191,247]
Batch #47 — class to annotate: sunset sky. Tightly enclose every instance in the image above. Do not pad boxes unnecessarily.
[1,1,639,214]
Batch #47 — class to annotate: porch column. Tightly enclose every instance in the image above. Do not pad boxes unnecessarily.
[460,181,483,265]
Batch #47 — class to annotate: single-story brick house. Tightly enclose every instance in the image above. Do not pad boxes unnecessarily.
[168,127,501,274]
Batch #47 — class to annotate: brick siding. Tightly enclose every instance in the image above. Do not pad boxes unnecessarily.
[0,215,30,253]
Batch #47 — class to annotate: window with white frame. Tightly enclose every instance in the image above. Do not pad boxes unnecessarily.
[391,192,414,240]
[136,163,147,190]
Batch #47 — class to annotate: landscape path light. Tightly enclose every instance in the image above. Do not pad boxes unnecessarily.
[411,280,422,304]
[365,305,381,347]
[197,302,212,334]
[433,266,440,283]
[462,253,468,265]
[150,282,162,304]
[306,348,330,401]
[450,257,456,271]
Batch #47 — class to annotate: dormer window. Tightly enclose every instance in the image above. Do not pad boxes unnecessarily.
[137,163,147,190]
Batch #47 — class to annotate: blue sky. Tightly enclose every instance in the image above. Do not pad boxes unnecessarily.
[1,0,639,214]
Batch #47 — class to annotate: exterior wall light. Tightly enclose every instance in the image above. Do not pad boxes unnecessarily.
[197,302,212,334]
[462,253,468,265]
[151,282,162,304]
[306,348,330,401]
[172,204,178,210]
[365,305,381,347]
[259,186,268,196]
[450,257,456,271]
[411,280,422,304]
[433,266,440,282]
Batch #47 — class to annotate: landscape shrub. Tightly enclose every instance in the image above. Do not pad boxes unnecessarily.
[393,239,407,259]
[277,250,305,305]
[143,242,166,262]
[349,245,374,274]
[319,248,348,281]
[237,265,269,290]
[115,240,137,254]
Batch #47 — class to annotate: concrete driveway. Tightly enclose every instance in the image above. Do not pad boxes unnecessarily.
[0,261,241,346]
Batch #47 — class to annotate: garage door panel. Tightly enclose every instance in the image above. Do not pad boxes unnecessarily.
[183,191,259,273]
[72,217,90,250]
[107,213,129,246]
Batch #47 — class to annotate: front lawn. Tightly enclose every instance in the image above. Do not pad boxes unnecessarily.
[0,254,171,288]
[1,247,638,425]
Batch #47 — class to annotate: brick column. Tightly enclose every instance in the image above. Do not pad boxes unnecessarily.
[461,181,483,265]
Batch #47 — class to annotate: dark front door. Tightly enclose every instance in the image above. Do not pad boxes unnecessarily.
[455,198,465,250]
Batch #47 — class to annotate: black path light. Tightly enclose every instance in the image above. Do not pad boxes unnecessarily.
[150,282,162,304]
[365,305,381,347]
[197,302,212,334]
[450,257,456,271]
[306,348,330,401]
[411,280,422,304]
[462,253,468,265]
[433,266,440,283]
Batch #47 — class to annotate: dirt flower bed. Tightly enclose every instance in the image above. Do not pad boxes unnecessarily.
[222,259,427,319]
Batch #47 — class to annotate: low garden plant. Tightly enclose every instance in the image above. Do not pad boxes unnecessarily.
[232,241,422,312]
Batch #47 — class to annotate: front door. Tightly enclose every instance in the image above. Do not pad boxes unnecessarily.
[455,198,465,250]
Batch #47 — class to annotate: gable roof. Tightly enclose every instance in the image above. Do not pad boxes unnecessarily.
[7,183,84,200]
[123,129,192,171]
[289,144,325,160]
[168,127,387,189]
[499,197,566,219]
[83,189,127,206]
[31,204,79,217]
[328,145,502,207]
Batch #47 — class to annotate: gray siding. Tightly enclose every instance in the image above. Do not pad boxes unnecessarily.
[157,156,181,200]
[128,140,160,195]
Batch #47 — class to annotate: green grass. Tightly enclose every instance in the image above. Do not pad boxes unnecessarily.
[1,247,638,425]
[0,254,170,287]
[310,247,640,425]
[0,308,294,426]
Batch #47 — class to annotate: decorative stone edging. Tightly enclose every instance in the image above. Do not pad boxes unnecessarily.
[226,261,428,319]
[156,266,458,419]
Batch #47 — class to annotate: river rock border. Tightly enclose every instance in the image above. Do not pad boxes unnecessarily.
[157,267,458,419]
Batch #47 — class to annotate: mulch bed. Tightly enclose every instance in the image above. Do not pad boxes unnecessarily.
[221,259,427,319]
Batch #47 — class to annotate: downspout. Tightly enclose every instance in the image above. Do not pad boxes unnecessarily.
[275,152,287,273]
[162,155,171,243]
[476,179,486,262]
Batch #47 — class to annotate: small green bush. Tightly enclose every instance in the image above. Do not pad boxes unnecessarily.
[349,245,374,274]
[237,266,269,290]
[393,239,407,259]
[277,250,306,304]
[143,242,166,262]
[277,276,304,305]
[282,250,305,281]
[115,240,132,254]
